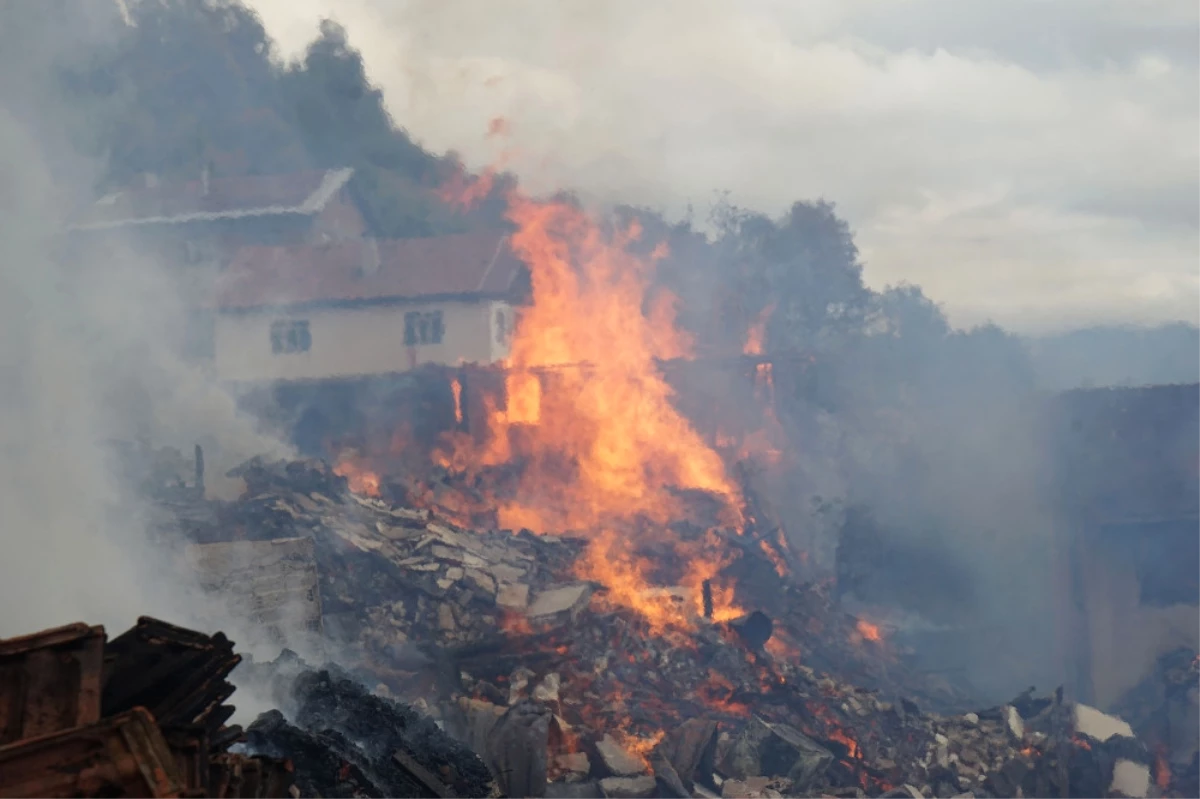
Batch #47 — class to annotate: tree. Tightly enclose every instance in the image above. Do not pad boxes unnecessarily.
[65,0,309,187]
[706,198,873,354]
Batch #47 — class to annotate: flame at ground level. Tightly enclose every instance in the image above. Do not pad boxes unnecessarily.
[333,455,381,497]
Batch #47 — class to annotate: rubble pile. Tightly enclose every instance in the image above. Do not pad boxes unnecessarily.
[0,618,495,799]
[1111,648,1200,797]
[240,652,495,798]
[142,456,1182,797]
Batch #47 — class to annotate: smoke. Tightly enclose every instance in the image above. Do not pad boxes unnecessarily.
[0,4,291,639]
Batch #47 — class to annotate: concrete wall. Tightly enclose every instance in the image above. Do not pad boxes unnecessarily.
[214,299,513,383]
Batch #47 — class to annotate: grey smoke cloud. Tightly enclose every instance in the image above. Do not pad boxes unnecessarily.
[249,0,1199,332]
[0,3,292,638]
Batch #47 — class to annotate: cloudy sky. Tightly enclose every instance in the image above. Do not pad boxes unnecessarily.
[247,0,1198,332]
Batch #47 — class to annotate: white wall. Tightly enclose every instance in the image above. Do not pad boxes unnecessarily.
[214,299,512,383]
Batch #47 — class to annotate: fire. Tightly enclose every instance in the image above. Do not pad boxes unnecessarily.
[827,727,860,760]
[451,378,464,424]
[617,730,666,771]
[1154,747,1171,791]
[697,668,751,717]
[743,303,776,356]
[855,619,882,642]
[437,167,497,210]
[333,455,381,497]
[435,182,748,628]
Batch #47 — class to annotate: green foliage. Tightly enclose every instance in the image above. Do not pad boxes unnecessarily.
[42,0,509,237]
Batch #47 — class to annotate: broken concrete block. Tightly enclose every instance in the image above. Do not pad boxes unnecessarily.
[1072,702,1134,741]
[497,582,531,610]
[596,734,645,777]
[527,583,593,622]
[534,672,561,704]
[554,752,590,778]
[598,774,657,798]
[721,776,773,797]
[1003,705,1024,742]
[718,716,832,791]
[1109,758,1150,798]
[546,780,601,798]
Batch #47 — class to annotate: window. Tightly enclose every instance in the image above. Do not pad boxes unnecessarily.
[270,320,311,354]
[404,310,444,346]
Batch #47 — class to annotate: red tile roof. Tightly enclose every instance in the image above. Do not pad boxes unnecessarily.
[215,231,525,310]
[71,168,354,230]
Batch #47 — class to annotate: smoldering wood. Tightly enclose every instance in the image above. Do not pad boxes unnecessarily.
[91,453,1196,798]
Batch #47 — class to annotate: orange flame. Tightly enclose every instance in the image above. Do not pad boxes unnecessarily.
[451,378,464,424]
[333,455,381,497]
[438,167,497,210]
[1155,747,1171,791]
[437,188,746,628]
[744,303,776,356]
[855,619,882,642]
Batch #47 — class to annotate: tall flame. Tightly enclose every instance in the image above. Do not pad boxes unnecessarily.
[439,187,746,629]
[744,302,776,356]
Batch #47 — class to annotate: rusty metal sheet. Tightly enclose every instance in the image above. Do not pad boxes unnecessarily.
[0,622,105,745]
[0,707,184,798]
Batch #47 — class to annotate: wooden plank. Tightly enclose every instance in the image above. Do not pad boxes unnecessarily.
[0,623,105,745]
[0,707,184,798]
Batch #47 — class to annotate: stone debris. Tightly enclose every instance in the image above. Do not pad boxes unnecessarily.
[596,733,648,777]
[128,455,1190,798]
[599,774,658,798]
[1109,758,1151,798]
[528,583,594,623]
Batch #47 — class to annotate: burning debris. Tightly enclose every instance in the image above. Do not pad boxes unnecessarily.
[124,453,1186,797]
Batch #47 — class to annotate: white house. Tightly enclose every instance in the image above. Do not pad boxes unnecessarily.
[212,231,528,384]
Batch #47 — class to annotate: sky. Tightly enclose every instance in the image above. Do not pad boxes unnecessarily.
[246,0,1199,333]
